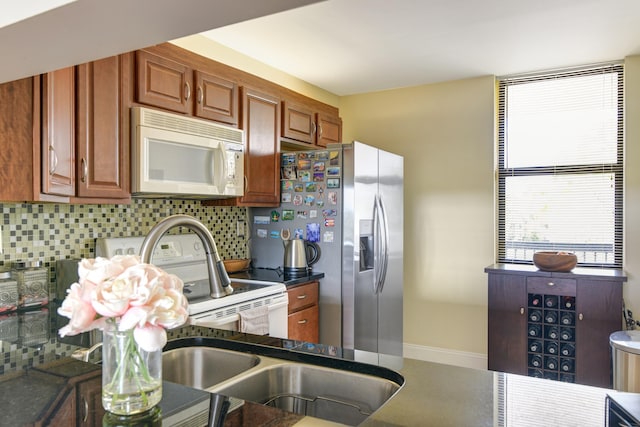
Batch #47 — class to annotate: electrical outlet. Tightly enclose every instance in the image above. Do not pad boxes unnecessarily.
[236,221,245,238]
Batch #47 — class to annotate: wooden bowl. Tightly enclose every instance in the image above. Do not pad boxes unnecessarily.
[533,251,577,272]
[223,258,251,273]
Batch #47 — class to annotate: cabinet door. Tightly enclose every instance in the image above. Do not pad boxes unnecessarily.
[77,376,104,426]
[282,100,315,144]
[316,112,342,147]
[0,77,35,201]
[41,67,75,196]
[288,281,319,312]
[194,70,238,126]
[76,54,130,199]
[288,305,319,343]
[136,50,192,114]
[576,279,623,388]
[488,273,527,375]
[239,87,281,206]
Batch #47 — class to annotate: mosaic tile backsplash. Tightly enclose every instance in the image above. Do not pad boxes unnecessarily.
[0,199,248,294]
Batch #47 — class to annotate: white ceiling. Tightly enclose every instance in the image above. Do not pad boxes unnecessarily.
[202,0,640,95]
[0,0,319,84]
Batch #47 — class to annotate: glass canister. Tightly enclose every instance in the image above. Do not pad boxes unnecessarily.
[11,261,49,309]
[0,270,18,313]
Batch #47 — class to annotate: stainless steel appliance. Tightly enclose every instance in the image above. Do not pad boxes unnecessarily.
[250,141,403,366]
[95,234,288,338]
[283,239,320,276]
[131,106,245,199]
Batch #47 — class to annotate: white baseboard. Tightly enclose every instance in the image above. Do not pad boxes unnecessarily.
[403,342,487,370]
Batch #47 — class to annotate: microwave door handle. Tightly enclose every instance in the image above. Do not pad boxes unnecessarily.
[216,142,228,190]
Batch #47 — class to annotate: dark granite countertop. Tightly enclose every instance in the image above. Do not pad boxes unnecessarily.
[0,309,619,426]
[229,268,325,287]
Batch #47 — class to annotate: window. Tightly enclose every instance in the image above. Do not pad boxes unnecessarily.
[497,64,623,268]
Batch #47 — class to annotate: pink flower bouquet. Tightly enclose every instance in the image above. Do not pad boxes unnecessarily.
[58,254,189,350]
[58,255,189,413]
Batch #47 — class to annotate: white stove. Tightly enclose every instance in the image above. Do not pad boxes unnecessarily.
[95,234,288,337]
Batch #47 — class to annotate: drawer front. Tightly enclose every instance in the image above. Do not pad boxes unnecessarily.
[288,305,319,343]
[287,281,319,312]
[527,277,576,296]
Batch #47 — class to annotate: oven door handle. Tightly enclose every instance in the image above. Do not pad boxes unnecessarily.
[190,298,289,327]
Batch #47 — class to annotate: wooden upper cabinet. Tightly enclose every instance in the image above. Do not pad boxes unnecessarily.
[317,112,342,147]
[76,54,130,200]
[41,67,75,197]
[136,50,193,115]
[282,100,342,148]
[282,100,315,144]
[194,70,238,126]
[135,50,239,126]
[239,86,281,206]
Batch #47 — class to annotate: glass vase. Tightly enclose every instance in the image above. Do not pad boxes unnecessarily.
[102,323,162,415]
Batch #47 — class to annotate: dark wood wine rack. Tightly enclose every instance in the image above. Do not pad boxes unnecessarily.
[527,292,576,382]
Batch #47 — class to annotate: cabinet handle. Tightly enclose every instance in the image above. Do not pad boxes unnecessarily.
[297,319,308,324]
[547,282,555,287]
[318,123,323,139]
[82,396,88,422]
[520,307,525,315]
[297,295,307,300]
[579,313,584,321]
[244,176,248,192]
[81,157,87,183]
[49,145,58,175]
[184,82,191,101]
[197,86,203,104]
[311,122,317,136]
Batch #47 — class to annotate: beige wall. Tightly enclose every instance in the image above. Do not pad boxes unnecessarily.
[178,33,640,358]
[339,77,496,355]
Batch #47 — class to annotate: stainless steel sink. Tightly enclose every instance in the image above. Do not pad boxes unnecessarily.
[162,346,260,390]
[210,361,402,426]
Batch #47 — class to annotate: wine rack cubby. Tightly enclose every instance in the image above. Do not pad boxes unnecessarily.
[527,292,576,382]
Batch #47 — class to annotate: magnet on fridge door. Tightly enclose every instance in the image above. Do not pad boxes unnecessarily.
[281,193,292,203]
[257,229,268,238]
[294,183,304,192]
[298,170,311,182]
[313,162,325,172]
[282,210,294,221]
[270,211,280,222]
[317,151,329,161]
[305,182,317,192]
[307,223,320,242]
[293,195,303,206]
[270,231,281,239]
[327,178,340,188]
[298,159,311,170]
[297,211,308,219]
[303,195,315,206]
[327,167,340,176]
[309,210,318,218]
[329,151,340,166]
[324,218,335,227]
[314,172,325,182]
[294,228,304,239]
[322,209,337,217]
[323,231,334,243]
[328,191,337,205]
[254,216,271,225]
[282,181,294,191]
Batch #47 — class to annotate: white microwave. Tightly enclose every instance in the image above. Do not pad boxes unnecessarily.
[131,107,244,199]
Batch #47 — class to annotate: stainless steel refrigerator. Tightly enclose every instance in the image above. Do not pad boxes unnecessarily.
[249,141,403,366]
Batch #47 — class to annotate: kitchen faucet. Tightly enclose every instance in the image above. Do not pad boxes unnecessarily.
[140,214,233,298]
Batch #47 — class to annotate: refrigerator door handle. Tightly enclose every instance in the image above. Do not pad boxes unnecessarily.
[377,195,390,294]
[372,196,381,294]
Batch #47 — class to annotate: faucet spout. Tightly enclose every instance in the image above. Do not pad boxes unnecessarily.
[140,214,232,298]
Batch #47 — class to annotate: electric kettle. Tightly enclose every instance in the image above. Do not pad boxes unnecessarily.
[283,239,320,275]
